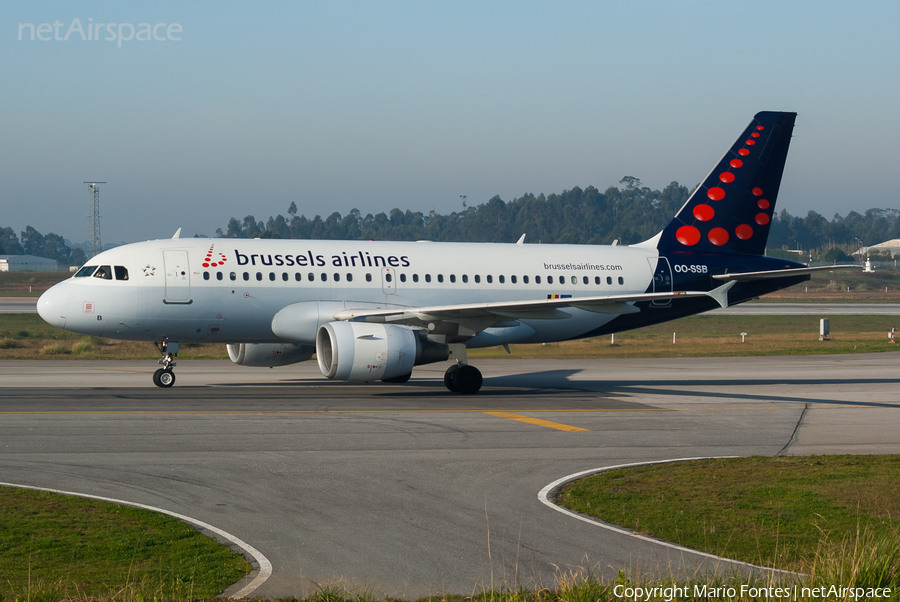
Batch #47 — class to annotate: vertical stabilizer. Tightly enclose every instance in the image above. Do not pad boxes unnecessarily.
[657,111,796,256]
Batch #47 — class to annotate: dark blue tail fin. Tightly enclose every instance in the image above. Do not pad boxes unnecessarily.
[657,111,796,256]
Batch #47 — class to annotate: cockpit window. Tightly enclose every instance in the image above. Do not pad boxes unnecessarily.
[93,265,113,280]
[75,266,97,277]
[114,266,129,280]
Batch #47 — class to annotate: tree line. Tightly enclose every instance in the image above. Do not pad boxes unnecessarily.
[5,177,898,267]
[212,177,898,257]
[0,226,86,267]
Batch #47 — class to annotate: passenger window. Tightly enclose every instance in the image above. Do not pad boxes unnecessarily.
[400,273,406,282]
[347,273,353,282]
[93,266,113,280]
[487,275,493,284]
[243,272,250,281]
[607,276,613,285]
[499,275,505,284]
[618,276,624,285]
[256,272,263,281]
[475,275,481,283]
[583,276,588,285]
[321,273,327,282]
[548,276,554,284]
[366,273,373,282]
[295,273,302,281]
[334,273,340,282]
[559,275,565,285]
[449,274,456,283]
[75,266,97,277]
[114,266,129,280]
[282,273,288,281]
[413,274,419,283]
[217,272,224,281]
[437,274,444,283]
[523,275,529,284]
[425,274,432,283]
[203,272,210,281]
[385,273,393,282]
[308,273,315,282]
[230,272,236,281]
[462,274,468,283]
[595,276,601,285]
[511,275,517,284]
[269,272,276,281]
[535,275,541,284]
[571,276,577,285]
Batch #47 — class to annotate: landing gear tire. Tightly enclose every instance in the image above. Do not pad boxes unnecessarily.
[382,372,412,384]
[154,368,175,388]
[444,364,460,392]
[451,365,482,395]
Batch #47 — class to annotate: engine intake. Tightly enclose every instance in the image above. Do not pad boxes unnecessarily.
[316,322,449,382]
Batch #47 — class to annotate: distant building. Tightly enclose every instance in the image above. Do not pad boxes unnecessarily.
[0,255,59,272]
[853,239,900,257]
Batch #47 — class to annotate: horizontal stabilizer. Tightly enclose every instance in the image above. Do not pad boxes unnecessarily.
[712,265,859,282]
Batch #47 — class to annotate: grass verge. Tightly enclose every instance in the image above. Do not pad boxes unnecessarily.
[0,486,251,600]
[555,455,900,572]
[5,313,900,361]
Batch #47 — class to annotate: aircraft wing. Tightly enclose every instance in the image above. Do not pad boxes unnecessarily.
[711,265,859,282]
[333,282,736,327]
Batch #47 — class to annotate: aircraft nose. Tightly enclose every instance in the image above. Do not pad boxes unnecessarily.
[37,284,68,329]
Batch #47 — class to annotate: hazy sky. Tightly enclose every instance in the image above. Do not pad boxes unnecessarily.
[3,1,899,244]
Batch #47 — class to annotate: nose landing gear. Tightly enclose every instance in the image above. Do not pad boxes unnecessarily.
[152,341,179,388]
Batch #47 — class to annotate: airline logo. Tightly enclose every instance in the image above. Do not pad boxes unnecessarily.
[202,244,229,268]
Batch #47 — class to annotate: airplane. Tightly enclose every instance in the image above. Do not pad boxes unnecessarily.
[38,111,851,394]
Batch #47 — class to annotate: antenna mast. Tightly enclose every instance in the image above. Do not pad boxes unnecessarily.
[83,181,106,259]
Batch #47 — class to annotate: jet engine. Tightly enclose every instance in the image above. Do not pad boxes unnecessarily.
[316,322,449,382]
[226,343,315,367]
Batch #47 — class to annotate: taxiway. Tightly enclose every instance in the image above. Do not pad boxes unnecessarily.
[0,357,898,598]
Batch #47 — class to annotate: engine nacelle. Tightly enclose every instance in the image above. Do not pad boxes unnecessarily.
[227,343,315,367]
[316,322,449,381]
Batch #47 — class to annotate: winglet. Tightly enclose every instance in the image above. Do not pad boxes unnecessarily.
[516,233,526,245]
[708,280,737,308]
[172,228,182,239]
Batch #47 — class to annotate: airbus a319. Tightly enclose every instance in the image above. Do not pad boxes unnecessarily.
[38,111,846,393]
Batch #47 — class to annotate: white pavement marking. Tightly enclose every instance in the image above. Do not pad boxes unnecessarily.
[537,457,796,576]
[0,481,272,598]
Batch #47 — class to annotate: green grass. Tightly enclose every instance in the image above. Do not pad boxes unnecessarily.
[5,312,900,360]
[0,486,251,600]
[555,455,900,572]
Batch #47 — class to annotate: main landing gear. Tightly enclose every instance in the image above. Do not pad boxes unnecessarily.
[443,344,483,394]
[152,341,178,388]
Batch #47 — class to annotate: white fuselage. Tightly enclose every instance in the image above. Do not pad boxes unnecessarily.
[38,238,660,348]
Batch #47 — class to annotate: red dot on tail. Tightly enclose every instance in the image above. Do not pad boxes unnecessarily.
[752,187,764,196]
[751,132,760,138]
[756,125,764,130]
[202,263,209,267]
[693,204,715,221]
[707,187,725,201]
[676,225,701,246]
[745,140,756,145]
[735,224,753,240]
[738,149,750,156]
[708,227,729,246]
[758,199,770,209]
[730,159,743,168]
[719,172,735,183]
[756,213,771,225]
